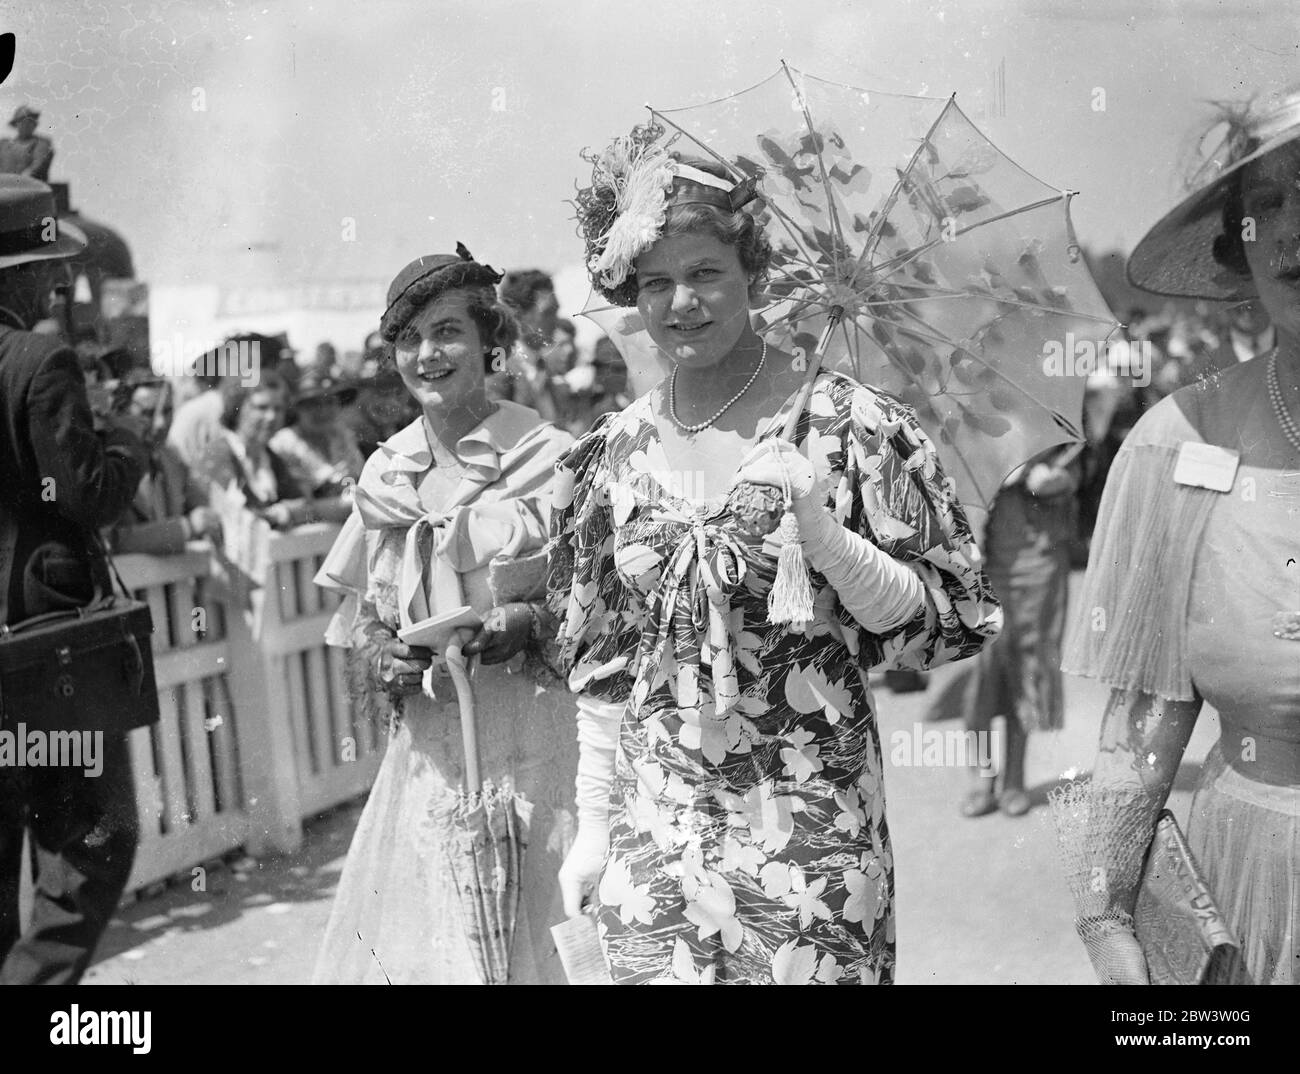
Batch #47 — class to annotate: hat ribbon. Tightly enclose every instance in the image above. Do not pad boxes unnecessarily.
[0,221,58,256]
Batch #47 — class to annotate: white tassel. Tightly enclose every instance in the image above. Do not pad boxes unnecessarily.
[768,510,815,627]
[766,444,815,628]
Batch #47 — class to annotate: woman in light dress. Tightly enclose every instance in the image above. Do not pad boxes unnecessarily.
[1062,87,1300,985]
[312,246,577,984]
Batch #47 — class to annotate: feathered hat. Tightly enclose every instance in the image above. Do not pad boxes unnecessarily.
[574,123,760,306]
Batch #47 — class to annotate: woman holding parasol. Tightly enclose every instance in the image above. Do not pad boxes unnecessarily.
[1056,87,1300,985]
[312,246,577,984]
[550,128,1002,984]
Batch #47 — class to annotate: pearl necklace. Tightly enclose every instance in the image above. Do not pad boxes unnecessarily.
[1266,351,1300,455]
[668,340,768,434]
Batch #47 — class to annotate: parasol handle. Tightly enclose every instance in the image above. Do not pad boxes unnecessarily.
[779,310,843,442]
[444,638,481,794]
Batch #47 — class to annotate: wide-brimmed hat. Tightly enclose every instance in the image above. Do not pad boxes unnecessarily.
[295,367,357,405]
[9,104,39,127]
[379,242,502,342]
[1128,87,1300,300]
[0,174,87,270]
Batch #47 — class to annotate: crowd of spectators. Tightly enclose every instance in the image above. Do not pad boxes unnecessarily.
[1075,297,1275,561]
[82,267,633,557]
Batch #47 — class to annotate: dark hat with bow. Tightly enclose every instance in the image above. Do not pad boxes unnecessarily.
[379,242,503,342]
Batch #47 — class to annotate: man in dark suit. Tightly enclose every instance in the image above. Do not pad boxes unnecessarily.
[0,174,150,983]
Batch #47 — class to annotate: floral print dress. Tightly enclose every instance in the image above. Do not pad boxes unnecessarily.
[547,371,1001,984]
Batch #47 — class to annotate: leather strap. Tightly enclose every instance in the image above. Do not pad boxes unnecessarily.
[90,528,132,602]
[0,504,15,629]
[0,324,14,628]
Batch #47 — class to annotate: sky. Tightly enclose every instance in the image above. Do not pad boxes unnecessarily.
[0,0,1296,348]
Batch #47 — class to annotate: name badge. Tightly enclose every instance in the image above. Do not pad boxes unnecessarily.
[1173,442,1239,492]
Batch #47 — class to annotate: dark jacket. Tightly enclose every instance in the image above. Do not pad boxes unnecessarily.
[0,322,149,623]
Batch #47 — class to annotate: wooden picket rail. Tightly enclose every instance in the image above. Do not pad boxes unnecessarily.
[108,522,386,893]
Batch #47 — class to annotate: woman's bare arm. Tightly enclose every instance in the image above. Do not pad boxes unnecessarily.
[1093,687,1202,819]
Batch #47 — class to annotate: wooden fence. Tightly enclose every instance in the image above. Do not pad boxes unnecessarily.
[61,523,384,895]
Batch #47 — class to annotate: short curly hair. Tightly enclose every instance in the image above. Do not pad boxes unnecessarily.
[389,283,520,375]
[597,159,773,307]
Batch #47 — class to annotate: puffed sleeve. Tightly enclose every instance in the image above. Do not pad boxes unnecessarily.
[545,413,635,705]
[834,385,1002,672]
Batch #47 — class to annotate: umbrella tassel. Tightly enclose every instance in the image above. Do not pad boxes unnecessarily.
[766,312,839,630]
[766,447,815,628]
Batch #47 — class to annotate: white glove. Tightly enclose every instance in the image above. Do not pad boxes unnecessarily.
[733,438,824,509]
[798,506,927,634]
[558,694,621,918]
[734,439,926,634]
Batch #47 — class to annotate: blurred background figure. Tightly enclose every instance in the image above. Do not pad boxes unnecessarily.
[198,368,297,515]
[270,367,365,498]
[342,345,415,459]
[270,332,303,394]
[311,340,339,377]
[563,334,631,437]
[539,316,578,429]
[496,267,561,420]
[73,332,118,431]
[0,105,54,181]
[106,370,222,554]
[547,317,577,376]
[167,333,283,471]
[1077,320,1147,562]
[958,446,1080,818]
[198,369,348,528]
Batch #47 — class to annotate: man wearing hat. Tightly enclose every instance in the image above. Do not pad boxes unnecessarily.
[0,174,150,983]
[0,106,54,182]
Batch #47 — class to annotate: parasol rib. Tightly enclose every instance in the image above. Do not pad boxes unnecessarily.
[856,97,959,274]
[782,60,850,287]
[846,310,997,504]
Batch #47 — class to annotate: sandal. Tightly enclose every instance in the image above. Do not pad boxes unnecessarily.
[998,789,1031,817]
[959,786,998,818]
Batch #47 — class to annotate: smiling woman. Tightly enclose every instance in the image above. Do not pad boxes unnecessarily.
[311,244,578,984]
[1059,86,1300,986]
[549,127,1001,985]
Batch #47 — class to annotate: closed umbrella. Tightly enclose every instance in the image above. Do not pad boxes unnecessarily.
[434,637,532,985]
